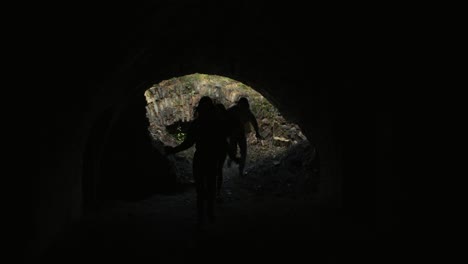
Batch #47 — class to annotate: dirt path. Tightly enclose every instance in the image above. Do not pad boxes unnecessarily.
[41,162,375,263]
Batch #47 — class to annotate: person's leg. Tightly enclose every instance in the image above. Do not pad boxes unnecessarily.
[227,137,237,168]
[217,152,227,199]
[207,170,217,223]
[238,135,247,177]
[193,155,205,226]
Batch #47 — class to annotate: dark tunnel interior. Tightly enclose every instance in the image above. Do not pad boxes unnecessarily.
[34,2,399,263]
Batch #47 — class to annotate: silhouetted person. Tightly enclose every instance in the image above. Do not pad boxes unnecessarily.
[164,96,236,227]
[214,103,239,202]
[226,97,263,177]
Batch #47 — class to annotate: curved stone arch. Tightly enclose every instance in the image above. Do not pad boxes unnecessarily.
[148,74,339,206]
[90,55,342,207]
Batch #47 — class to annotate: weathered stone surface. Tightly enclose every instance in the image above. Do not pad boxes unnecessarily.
[145,74,307,150]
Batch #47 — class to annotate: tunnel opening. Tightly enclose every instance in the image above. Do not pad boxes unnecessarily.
[66,72,336,263]
[144,73,320,198]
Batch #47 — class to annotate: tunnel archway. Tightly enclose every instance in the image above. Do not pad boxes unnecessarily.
[84,62,340,207]
[123,55,344,208]
[141,73,320,196]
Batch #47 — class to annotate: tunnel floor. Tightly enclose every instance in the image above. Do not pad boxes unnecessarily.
[40,145,377,263]
[42,140,384,263]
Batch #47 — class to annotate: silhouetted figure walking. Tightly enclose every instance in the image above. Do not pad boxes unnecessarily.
[164,96,236,227]
[214,103,239,202]
[226,97,263,177]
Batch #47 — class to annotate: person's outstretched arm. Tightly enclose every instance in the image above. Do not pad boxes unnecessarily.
[248,110,263,139]
[165,124,196,155]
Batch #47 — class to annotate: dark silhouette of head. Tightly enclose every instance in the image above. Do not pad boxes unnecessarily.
[237,97,250,110]
[195,96,214,117]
